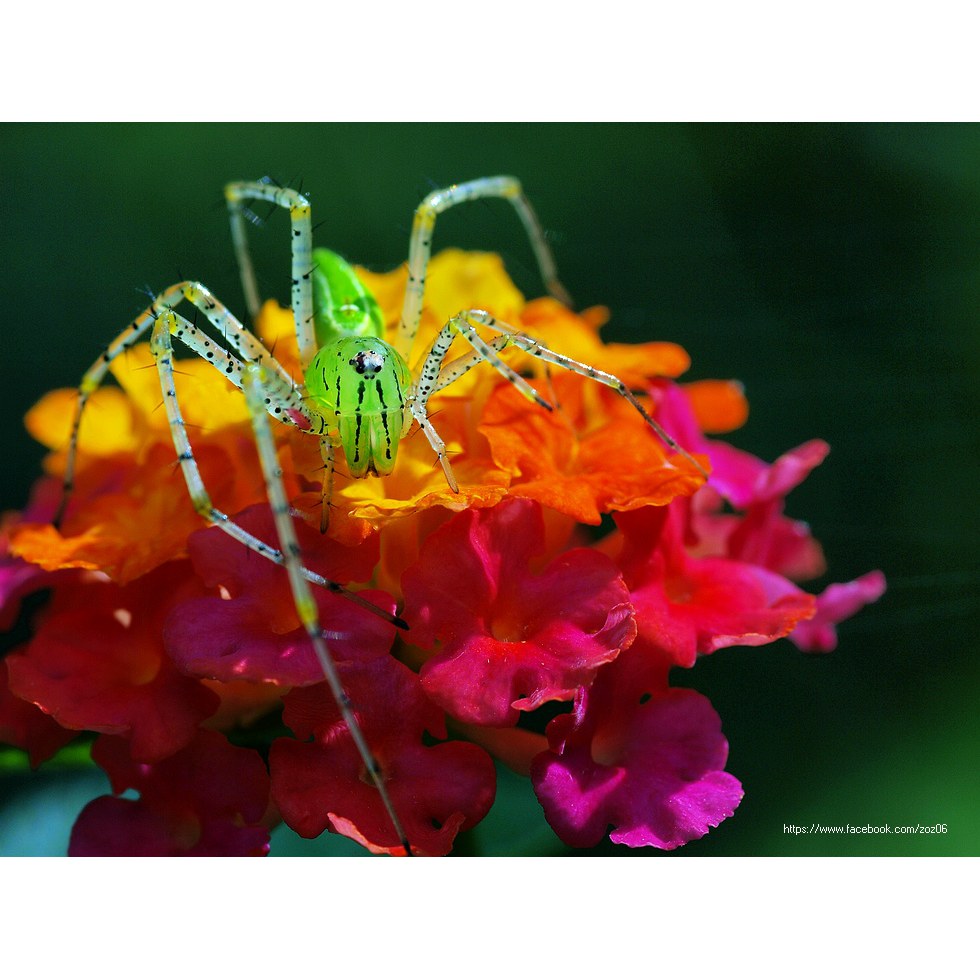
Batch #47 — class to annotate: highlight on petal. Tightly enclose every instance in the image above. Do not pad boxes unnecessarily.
[530,650,743,850]
[402,497,636,726]
[270,656,496,856]
[69,730,271,857]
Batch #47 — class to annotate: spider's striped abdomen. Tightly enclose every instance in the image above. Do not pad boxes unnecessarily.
[305,337,412,479]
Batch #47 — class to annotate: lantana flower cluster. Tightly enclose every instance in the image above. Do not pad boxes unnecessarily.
[0,251,885,856]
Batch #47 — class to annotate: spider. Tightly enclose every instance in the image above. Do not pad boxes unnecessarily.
[54,176,707,854]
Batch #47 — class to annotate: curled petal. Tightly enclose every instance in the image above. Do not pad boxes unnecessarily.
[531,652,743,850]
[789,570,887,653]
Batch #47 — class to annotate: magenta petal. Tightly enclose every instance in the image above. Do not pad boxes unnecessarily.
[708,439,829,509]
[790,570,887,653]
[615,506,816,668]
[531,658,742,850]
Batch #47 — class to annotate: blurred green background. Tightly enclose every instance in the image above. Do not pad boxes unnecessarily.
[1,123,977,857]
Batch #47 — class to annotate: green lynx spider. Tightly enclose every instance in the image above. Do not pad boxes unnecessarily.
[55,176,705,854]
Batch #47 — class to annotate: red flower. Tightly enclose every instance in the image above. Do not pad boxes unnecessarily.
[163,505,398,686]
[69,731,271,857]
[6,563,219,762]
[402,497,636,726]
[269,656,496,856]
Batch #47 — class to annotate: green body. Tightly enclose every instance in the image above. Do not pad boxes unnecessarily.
[305,249,412,478]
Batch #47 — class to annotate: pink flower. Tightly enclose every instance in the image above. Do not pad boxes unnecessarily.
[531,648,743,849]
[611,503,816,670]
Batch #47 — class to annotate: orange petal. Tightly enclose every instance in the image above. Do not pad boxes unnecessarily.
[480,377,705,525]
[518,298,691,388]
[684,379,749,434]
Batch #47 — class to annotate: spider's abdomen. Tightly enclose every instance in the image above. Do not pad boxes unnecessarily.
[305,337,412,479]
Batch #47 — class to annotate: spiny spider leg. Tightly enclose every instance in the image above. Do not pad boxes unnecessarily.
[413,316,553,423]
[317,436,336,534]
[429,333,512,394]
[417,309,711,482]
[239,361,412,855]
[407,403,459,493]
[225,181,316,369]
[145,308,405,628]
[55,281,300,528]
[398,176,571,360]
[150,311,413,853]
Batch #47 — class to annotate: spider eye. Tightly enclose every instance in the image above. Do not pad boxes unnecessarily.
[350,350,384,375]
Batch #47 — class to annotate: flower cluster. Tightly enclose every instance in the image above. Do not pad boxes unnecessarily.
[1,251,885,856]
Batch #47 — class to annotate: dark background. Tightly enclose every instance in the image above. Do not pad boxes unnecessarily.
[1,123,977,856]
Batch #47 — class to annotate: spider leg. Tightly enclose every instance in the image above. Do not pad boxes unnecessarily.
[405,316,556,494]
[225,180,316,370]
[318,435,337,534]
[397,176,570,360]
[430,333,511,394]
[139,310,406,631]
[408,403,459,493]
[473,308,709,479]
[423,309,710,481]
[55,281,306,529]
[239,360,412,855]
[414,317,553,424]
